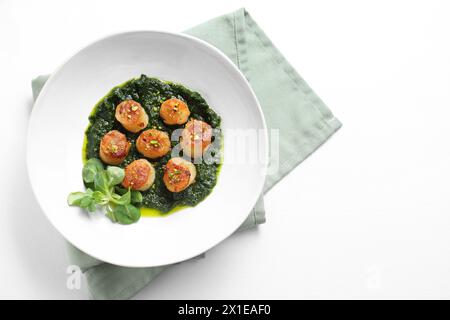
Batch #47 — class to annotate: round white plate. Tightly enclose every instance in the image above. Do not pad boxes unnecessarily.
[27,31,268,267]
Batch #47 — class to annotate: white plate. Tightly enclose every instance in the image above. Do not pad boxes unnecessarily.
[27,31,268,267]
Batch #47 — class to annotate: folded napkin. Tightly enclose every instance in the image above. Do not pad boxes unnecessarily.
[31,8,341,299]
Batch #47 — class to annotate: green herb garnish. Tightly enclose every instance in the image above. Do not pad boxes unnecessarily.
[67,158,142,225]
[150,140,159,147]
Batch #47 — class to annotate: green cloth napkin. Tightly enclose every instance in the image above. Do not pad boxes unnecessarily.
[31,8,341,299]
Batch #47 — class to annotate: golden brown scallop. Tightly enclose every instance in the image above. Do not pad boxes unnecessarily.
[122,159,155,191]
[115,100,149,133]
[136,129,171,159]
[99,130,131,165]
[163,157,196,193]
[159,98,190,125]
[180,119,213,159]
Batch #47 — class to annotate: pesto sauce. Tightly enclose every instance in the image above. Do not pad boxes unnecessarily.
[83,75,222,215]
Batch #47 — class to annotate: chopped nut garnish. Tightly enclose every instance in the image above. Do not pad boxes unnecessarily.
[168,168,181,182]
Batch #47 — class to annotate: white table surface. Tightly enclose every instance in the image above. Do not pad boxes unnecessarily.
[2,0,450,299]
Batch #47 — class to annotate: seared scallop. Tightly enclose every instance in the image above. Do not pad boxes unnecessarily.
[163,157,196,192]
[115,100,149,133]
[99,130,131,165]
[180,119,213,158]
[159,98,190,125]
[136,129,171,159]
[122,159,155,191]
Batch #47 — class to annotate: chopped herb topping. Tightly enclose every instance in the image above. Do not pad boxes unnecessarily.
[150,140,159,147]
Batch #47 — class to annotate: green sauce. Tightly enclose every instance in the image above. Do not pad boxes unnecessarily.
[83,75,222,216]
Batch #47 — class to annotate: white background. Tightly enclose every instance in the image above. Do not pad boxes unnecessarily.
[1,0,450,299]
